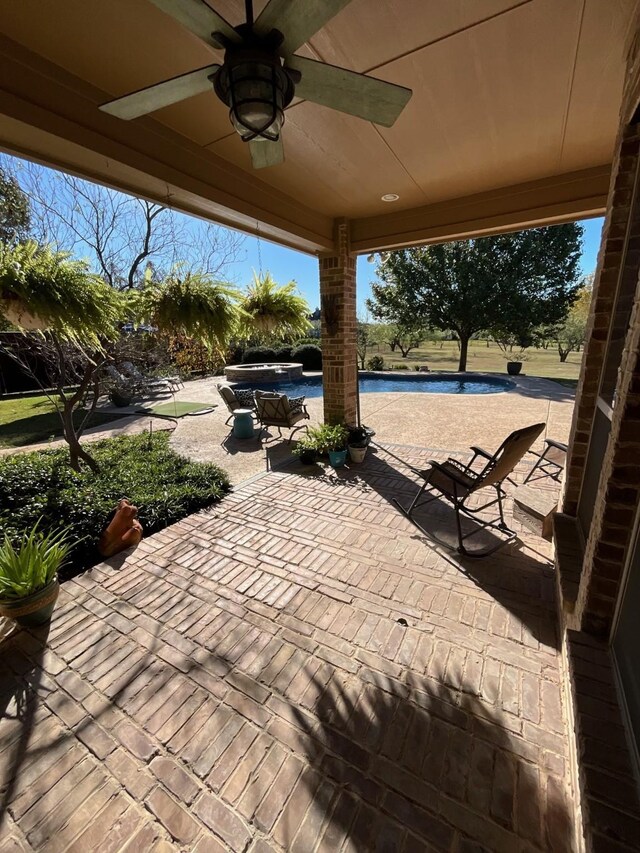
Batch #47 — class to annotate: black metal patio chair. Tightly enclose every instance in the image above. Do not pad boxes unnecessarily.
[394,422,545,557]
[523,437,568,484]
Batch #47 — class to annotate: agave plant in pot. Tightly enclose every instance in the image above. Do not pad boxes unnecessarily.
[0,524,73,627]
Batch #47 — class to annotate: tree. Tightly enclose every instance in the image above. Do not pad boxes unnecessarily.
[238,271,311,342]
[0,243,123,472]
[0,154,244,289]
[367,224,583,371]
[0,167,30,244]
[554,277,592,361]
[1,247,241,472]
[356,320,373,369]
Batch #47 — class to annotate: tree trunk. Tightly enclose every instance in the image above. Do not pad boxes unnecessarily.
[458,335,470,371]
[558,346,570,363]
[61,402,99,473]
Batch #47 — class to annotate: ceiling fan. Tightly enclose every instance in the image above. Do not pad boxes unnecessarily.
[100,0,413,169]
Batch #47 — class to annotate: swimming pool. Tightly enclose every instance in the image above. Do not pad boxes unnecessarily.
[231,372,514,398]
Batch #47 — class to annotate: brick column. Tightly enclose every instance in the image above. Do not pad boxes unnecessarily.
[319,220,357,425]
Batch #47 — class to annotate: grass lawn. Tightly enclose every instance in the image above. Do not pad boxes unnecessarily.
[0,395,122,449]
[367,339,583,382]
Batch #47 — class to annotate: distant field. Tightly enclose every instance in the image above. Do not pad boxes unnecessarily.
[365,339,582,383]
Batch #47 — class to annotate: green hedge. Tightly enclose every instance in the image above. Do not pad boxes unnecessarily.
[241,347,277,364]
[0,432,230,577]
[292,344,322,371]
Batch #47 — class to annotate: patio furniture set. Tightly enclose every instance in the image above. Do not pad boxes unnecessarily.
[217,383,309,441]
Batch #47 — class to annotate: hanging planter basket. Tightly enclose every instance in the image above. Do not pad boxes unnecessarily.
[1,296,48,331]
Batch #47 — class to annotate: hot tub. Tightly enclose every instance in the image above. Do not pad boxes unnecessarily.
[224,362,304,383]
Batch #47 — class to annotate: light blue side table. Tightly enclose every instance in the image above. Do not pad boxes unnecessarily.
[232,408,255,439]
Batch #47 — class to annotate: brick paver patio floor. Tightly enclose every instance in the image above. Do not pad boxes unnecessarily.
[0,444,574,852]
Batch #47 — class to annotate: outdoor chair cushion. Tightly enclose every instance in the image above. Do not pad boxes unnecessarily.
[234,388,256,408]
[288,395,306,414]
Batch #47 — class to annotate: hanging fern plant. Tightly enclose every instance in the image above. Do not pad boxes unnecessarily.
[239,271,311,341]
[130,270,240,352]
[0,241,123,347]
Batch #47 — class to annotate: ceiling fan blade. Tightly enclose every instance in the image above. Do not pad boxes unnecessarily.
[288,56,412,128]
[147,0,240,47]
[254,0,353,54]
[249,138,284,169]
[100,65,219,120]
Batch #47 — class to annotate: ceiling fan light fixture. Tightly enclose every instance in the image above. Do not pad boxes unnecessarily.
[214,48,294,142]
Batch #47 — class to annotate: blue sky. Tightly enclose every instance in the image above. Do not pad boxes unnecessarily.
[234,217,604,315]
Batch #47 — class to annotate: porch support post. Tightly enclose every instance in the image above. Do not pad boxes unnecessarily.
[319,219,357,425]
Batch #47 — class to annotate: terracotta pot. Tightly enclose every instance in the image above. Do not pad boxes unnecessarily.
[1,297,47,331]
[0,577,60,627]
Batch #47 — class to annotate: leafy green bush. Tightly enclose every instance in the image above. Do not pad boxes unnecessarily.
[367,356,385,370]
[0,432,230,577]
[292,344,322,371]
[274,346,294,361]
[241,347,277,364]
[392,364,410,370]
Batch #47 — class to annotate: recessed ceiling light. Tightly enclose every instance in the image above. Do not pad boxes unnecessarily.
[381,193,400,202]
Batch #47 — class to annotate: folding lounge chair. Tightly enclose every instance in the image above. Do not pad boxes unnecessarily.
[217,384,257,426]
[119,362,175,393]
[523,437,568,484]
[254,390,309,441]
[395,422,545,557]
[105,364,140,395]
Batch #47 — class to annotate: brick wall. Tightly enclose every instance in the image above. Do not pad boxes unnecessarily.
[562,123,640,517]
[319,220,357,425]
[578,288,640,635]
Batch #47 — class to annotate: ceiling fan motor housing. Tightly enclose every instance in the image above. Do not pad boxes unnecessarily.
[213,29,297,143]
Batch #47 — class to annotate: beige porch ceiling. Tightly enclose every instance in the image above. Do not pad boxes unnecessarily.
[0,0,635,253]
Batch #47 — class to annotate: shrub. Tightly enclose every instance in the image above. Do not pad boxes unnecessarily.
[241,347,277,364]
[167,334,222,376]
[366,356,385,370]
[0,432,230,578]
[274,346,294,362]
[292,344,322,371]
[392,363,410,370]
[293,337,322,347]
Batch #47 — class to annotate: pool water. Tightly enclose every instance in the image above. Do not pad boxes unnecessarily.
[234,372,513,398]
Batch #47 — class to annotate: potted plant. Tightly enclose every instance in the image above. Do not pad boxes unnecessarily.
[313,423,349,467]
[347,424,375,463]
[0,524,72,627]
[293,434,319,465]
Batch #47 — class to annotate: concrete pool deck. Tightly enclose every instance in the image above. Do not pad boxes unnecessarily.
[167,373,574,485]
